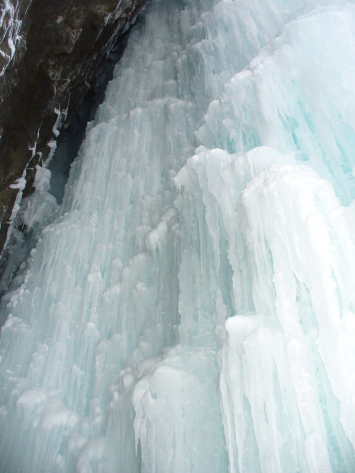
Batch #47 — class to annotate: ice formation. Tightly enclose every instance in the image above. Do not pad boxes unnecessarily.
[1,0,355,471]
[0,0,32,76]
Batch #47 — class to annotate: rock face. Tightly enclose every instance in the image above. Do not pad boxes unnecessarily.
[0,0,147,254]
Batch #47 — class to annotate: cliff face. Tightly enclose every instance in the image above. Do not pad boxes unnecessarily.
[0,0,147,254]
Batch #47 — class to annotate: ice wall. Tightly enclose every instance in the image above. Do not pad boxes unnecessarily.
[1,0,355,471]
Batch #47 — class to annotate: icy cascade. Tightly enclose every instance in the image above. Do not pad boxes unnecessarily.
[1,0,355,472]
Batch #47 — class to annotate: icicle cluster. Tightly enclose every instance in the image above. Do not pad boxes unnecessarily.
[1,0,355,471]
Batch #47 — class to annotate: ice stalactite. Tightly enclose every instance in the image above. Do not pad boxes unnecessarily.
[1,0,355,472]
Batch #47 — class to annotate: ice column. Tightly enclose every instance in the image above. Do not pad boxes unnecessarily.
[1,0,355,472]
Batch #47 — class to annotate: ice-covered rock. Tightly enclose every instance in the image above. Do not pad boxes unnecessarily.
[1,0,355,471]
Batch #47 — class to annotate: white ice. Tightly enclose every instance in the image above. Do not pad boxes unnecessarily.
[1,0,355,472]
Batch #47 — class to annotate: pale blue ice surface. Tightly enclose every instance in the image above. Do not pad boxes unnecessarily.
[1,0,355,471]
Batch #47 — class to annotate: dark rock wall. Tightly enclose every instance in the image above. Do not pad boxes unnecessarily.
[0,0,148,253]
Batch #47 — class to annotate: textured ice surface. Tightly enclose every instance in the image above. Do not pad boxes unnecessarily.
[1,0,355,471]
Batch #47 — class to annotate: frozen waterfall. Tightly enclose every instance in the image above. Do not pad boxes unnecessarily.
[1,0,355,471]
